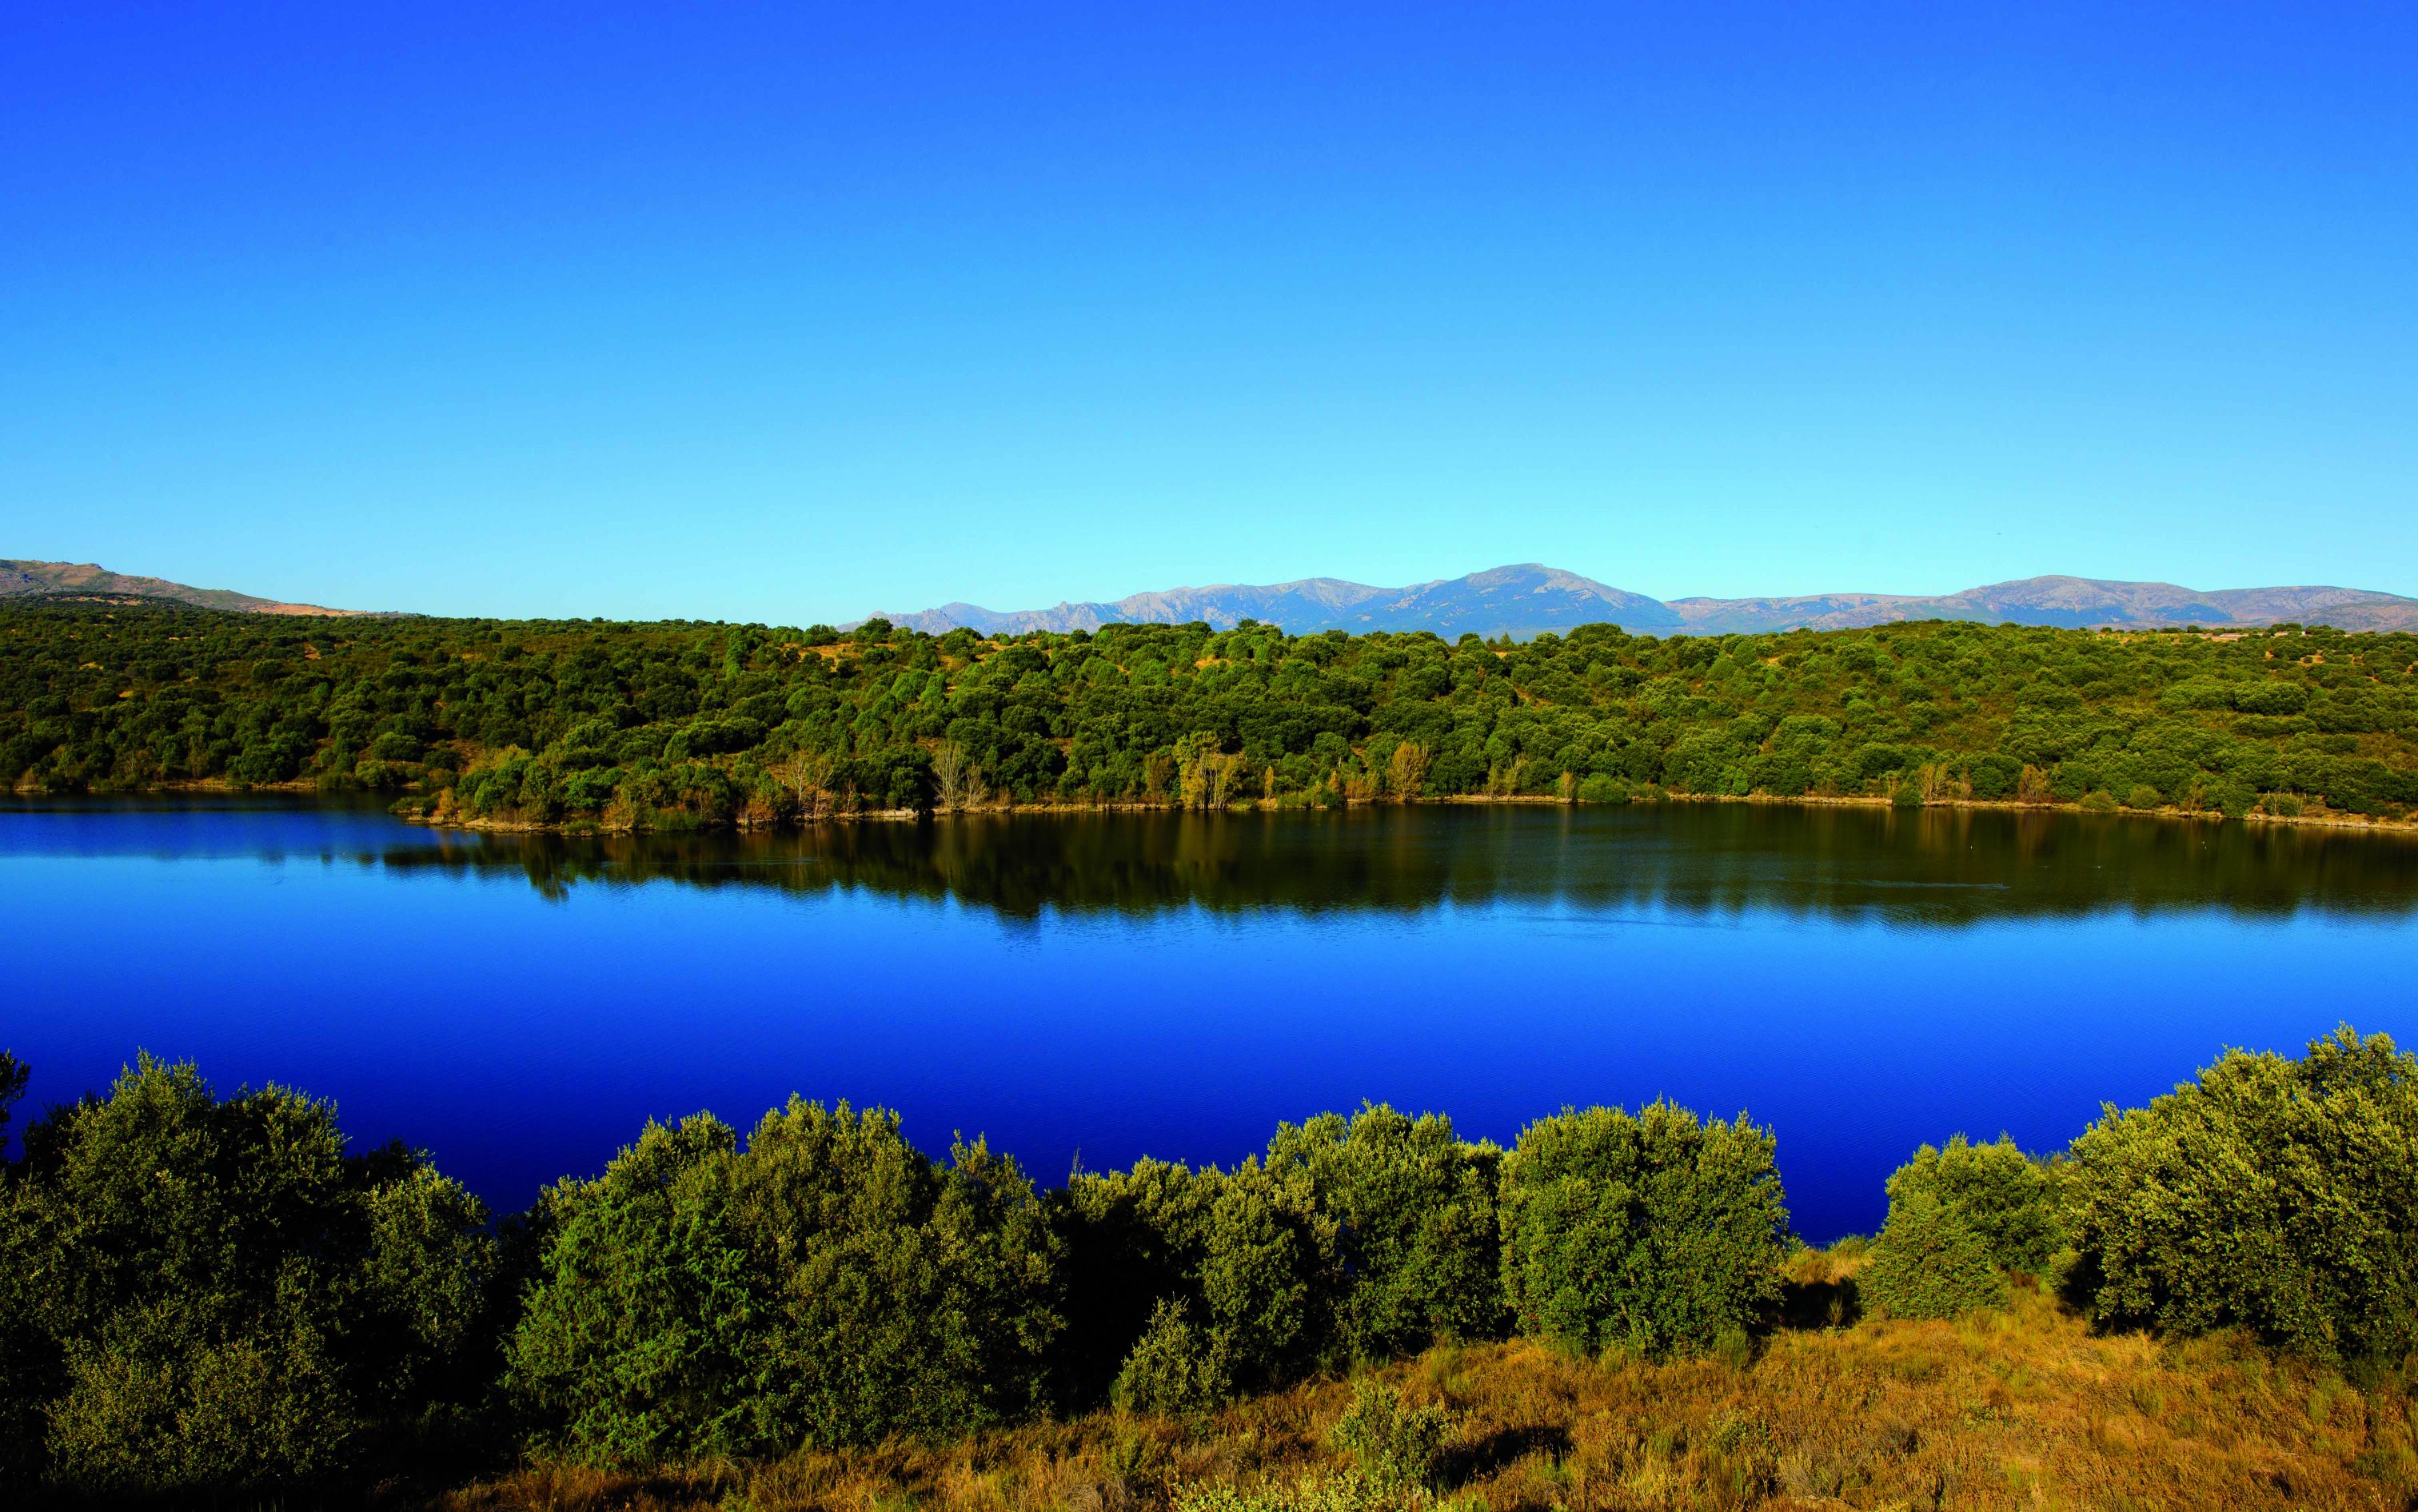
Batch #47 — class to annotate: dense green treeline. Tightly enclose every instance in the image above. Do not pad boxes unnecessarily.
[5,600,2417,827]
[0,1031,2412,1501]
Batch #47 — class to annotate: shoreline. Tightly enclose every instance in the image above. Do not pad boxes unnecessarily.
[391,787,2418,838]
[14,779,2414,838]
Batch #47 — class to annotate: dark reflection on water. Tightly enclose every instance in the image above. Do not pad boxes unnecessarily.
[385,804,2418,925]
[8,796,2414,924]
[3,796,2414,1242]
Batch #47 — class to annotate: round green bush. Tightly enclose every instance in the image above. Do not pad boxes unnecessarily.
[1497,1101,1790,1358]
[1882,1135,2061,1275]
[1576,773,1631,804]
[1860,1191,2008,1319]
[1263,1105,1505,1359]
[2063,1027,2418,1366]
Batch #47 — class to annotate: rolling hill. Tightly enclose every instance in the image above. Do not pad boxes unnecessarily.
[0,559,376,616]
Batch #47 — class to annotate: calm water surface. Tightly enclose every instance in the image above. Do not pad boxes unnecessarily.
[5,797,2413,1240]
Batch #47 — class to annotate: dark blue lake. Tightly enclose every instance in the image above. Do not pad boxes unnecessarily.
[5,797,2413,1241]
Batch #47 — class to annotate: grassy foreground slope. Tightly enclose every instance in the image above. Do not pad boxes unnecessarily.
[3,600,2416,828]
[436,1273,2415,1512]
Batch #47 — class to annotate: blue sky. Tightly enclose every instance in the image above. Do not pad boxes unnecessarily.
[3,3,2412,622]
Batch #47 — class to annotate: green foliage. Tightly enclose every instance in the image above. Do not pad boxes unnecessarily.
[1860,1191,2009,1319]
[1497,1102,1791,1358]
[1860,1135,2055,1322]
[505,1116,758,1463]
[0,1054,494,1498]
[1062,1105,1504,1413]
[6,600,2413,826]
[1263,1105,1506,1358]
[0,1167,52,1487]
[1174,1470,1410,1512]
[1062,1157,1324,1410]
[2063,1027,2418,1366]
[1575,772,1630,803]
[1329,1377,1454,1492]
[10,1029,2418,1494]
[507,1100,1061,1464]
[1111,1299,1229,1414]
[1881,1135,2061,1274]
[0,1050,24,1150]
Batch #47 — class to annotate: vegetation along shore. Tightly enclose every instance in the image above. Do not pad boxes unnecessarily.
[0,1028,2412,1507]
[3,599,2416,834]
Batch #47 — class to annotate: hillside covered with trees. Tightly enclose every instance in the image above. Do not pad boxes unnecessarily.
[3,600,2415,828]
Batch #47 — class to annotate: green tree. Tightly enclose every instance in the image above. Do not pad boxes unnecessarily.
[1497,1101,1790,1358]
[1262,1104,1505,1358]
[1,1055,494,1498]
[1881,1135,2061,1274]
[1859,1190,2007,1319]
[1059,1158,1329,1411]
[2063,1027,2418,1365]
[505,1116,759,1463]
[508,1100,1060,1464]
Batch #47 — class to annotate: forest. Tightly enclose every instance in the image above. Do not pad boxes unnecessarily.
[4,599,2416,830]
[0,1029,2410,1506]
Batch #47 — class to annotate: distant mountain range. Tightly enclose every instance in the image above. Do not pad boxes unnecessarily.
[1,559,374,617]
[10,555,2415,636]
[872,563,2418,638]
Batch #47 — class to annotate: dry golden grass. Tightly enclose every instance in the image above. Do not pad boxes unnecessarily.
[421,1263,2417,1512]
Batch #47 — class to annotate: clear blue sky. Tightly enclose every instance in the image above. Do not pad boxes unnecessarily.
[3,3,2412,622]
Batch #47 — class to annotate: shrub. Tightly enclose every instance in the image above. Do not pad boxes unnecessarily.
[1576,773,1630,804]
[1860,1191,2007,1319]
[1175,1471,1403,1512]
[1065,1108,1502,1411]
[1190,1171,1319,1382]
[2063,1027,2418,1366]
[0,1060,46,1489]
[1881,1135,2061,1274]
[506,1116,760,1463]
[508,1099,1060,1464]
[0,1055,494,1498]
[1329,1378,1453,1492]
[1112,1299,1228,1414]
[1497,1102,1790,1358]
[1263,1105,1506,1359]
[1057,1158,1224,1406]
[0,1051,24,1153]
[2080,789,2120,812]
[1967,752,2021,800]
